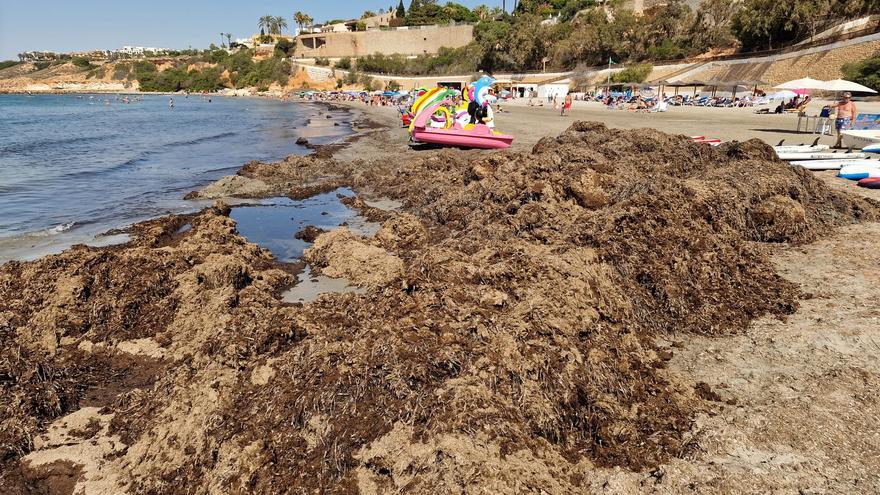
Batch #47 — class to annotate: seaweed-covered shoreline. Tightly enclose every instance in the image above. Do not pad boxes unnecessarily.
[2,120,880,494]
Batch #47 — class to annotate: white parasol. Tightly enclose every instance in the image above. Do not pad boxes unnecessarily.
[819,79,877,94]
[774,78,826,90]
[768,90,797,99]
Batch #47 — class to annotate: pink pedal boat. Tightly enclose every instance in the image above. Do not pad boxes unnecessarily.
[411,100,514,150]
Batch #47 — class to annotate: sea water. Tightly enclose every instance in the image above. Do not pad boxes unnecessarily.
[0,94,352,262]
[229,189,382,303]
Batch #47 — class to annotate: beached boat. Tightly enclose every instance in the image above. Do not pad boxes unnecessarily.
[841,130,880,149]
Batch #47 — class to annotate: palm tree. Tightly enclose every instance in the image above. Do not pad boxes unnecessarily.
[294,11,307,33]
[220,32,225,48]
[225,33,233,47]
[258,15,273,35]
[474,4,490,20]
[269,16,288,35]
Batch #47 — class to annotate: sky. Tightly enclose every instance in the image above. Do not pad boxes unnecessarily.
[0,0,507,61]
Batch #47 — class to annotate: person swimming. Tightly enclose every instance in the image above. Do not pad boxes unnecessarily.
[169,97,174,109]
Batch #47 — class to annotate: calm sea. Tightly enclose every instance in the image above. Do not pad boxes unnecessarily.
[0,94,351,262]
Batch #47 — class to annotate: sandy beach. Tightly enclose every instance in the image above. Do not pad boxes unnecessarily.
[2,99,880,494]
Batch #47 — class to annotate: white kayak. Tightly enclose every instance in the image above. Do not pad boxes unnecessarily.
[773,145,830,154]
[838,164,880,180]
[777,151,867,161]
[790,158,880,171]
[862,143,880,154]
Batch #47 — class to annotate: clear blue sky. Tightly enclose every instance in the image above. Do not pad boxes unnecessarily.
[0,0,507,61]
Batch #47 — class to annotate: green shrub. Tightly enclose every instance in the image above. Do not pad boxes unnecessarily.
[113,62,132,80]
[234,58,290,89]
[189,67,225,92]
[0,60,19,70]
[33,61,57,71]
[275,39,295,58]
[334,57,352,70]
[314,57,330,66]
[137,66,189,92]
[344,70,360,85]
[356,53,407,74]
[71,57,92,69]
[87,65,107,79]
[611,63,653,84]
[129,61,158,81]
[645,40,688,61]
[386,80,401,91]
[842,56,880,92]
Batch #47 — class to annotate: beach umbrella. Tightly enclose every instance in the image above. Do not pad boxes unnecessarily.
[774,78,826,90]
[768,90,797,99]
[819,79,877,94]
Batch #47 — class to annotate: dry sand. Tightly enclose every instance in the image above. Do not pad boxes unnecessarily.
[2,101,880,494]
[335,97,880,153]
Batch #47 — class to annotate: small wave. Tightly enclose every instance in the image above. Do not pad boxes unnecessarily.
[165,131,237,149]
[0,135,112,155]
[9,222,79,239]
[50,131,239,182]
[48,222,76,234]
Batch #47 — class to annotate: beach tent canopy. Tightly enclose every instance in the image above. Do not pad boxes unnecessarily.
[819,79,877,94]
[774,77,826,90]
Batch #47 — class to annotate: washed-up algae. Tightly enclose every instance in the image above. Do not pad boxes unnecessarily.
[1,122,877,494]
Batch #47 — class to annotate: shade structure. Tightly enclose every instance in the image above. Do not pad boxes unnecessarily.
[819,79,877,94]
[768,90,798,99]
[774,78,826,90]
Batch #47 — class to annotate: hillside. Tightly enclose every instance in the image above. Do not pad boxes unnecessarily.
[0,62,130,93]
[0,55,336,94]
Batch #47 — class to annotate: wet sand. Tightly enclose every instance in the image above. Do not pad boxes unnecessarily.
[2,101,880,494]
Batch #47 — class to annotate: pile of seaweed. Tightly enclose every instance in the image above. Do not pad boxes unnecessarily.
[1,123,876,494]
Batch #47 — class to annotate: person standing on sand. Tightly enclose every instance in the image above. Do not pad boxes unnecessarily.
[831,92,856,149]
[561,94,572,116]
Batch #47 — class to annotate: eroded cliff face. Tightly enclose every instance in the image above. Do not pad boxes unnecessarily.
[2,122,877,494]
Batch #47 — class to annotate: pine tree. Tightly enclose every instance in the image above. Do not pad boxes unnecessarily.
[396,0,406,18]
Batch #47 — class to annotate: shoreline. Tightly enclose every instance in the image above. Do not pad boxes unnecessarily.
[0,97,360,264]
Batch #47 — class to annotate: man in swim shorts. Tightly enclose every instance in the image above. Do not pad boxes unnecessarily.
[832,92,856,149]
